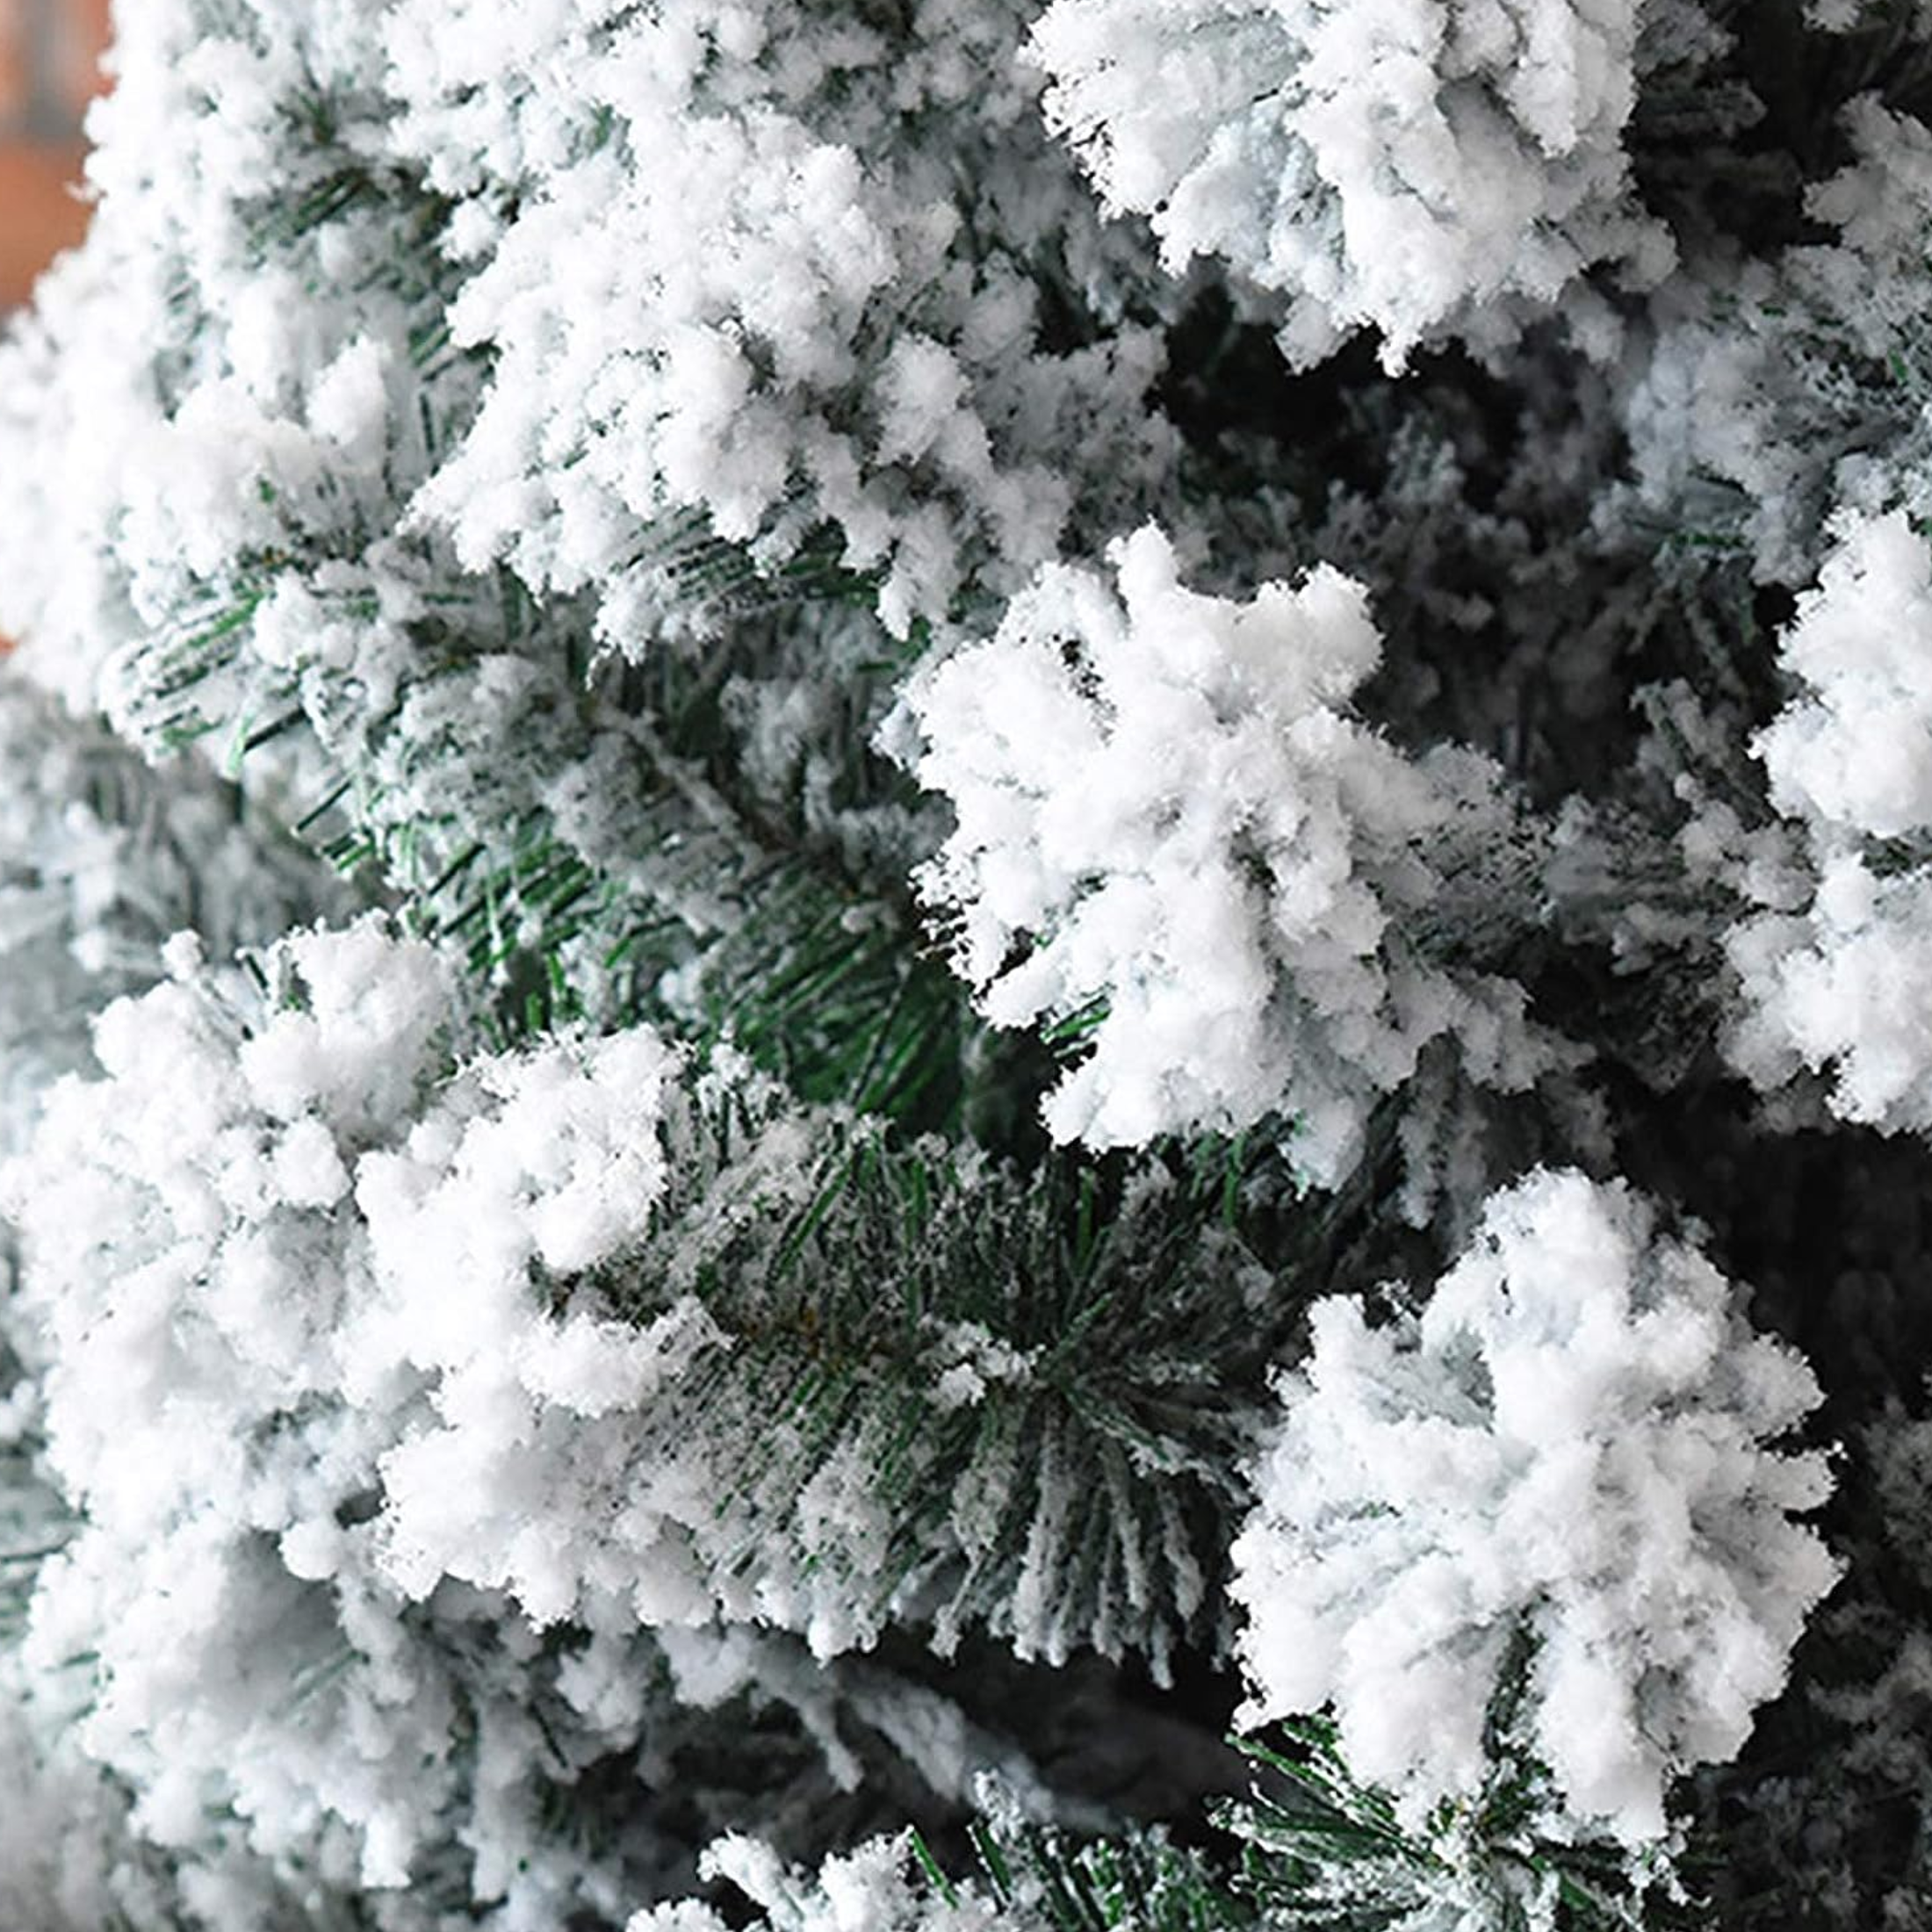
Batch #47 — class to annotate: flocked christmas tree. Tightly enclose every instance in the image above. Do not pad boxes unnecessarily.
[4,1,1932,1927]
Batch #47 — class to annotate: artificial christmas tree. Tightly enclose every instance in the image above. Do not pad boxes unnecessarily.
[4,2,1932,1927]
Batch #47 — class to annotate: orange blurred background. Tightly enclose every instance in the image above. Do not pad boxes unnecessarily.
[1,0,111,311]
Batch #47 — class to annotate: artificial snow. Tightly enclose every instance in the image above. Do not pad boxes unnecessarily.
[905,525,1563,1183]
[1229,1169,1838,1843]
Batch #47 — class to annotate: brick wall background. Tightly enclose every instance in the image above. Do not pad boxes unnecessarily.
[0,0,111,310]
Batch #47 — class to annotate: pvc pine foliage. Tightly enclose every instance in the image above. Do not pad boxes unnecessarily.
[4,3,1932,1929]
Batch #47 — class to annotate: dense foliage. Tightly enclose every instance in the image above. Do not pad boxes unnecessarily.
[4,3,1932,1928]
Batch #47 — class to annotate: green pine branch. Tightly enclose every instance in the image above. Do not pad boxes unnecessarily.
[569,1073,1295,1671]
[1221,1710,1705,1932]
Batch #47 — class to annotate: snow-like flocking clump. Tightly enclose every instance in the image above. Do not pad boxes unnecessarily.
[0,0,432,713]
[1755,510,1932,843]
[1727,511,1932,1134]
[0,918,712,1912]
[1027,0,1678,370]
[5,914,710,1656]
[383,0,1176,642]
[903,525,1562,1186]
[628,1833,1011,1932]
[1229,1168,1838,1844]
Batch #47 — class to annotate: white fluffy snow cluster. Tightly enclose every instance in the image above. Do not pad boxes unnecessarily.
[383,0,1174,643]
[0,0,429,716]
[0,919,718,1913]
[1727,512,1932,1134]
[905,526,1559,1185]
[1755,512,1932,844]
[1229,1168,1837,1844]
[1027,0,1678,369]
[628,1834,1008,1932]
